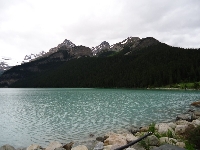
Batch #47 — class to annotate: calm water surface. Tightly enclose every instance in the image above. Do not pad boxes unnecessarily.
[0,88,200,147]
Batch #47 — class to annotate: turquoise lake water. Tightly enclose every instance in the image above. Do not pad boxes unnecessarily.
[0,88,200,147]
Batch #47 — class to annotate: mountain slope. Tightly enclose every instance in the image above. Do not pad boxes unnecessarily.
[0,61,11,76]
[1,42,200,88]
[0,45,92,86]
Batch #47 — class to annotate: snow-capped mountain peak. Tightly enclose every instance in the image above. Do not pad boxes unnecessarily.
[91,41,110,55]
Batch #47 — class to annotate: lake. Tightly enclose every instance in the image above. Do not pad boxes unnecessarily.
[0,88,200,148]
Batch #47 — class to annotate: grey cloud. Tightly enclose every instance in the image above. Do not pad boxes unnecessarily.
[1,0,200,66]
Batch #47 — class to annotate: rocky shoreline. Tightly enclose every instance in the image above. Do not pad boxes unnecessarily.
[1,101,200,150]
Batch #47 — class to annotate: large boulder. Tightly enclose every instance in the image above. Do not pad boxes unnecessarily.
[175,120,189,125]
[103,145,112,150]
[176,114,192,121]
[191,119,200,127]
[145,135,160,146]
[26,144,41,150]
[175,125,188,135]
[159,137,177,145]
[104,133,127,147]
[167,122,176,129]
[125,134,138,142]
[46,141,62,150]
[128,127,140,135]
[130,143,145,150]
[139,126,149,132]
[176,142,185,148]
[157,123,174,135]
[0,145,16,150]
[93,142,104,150]
[110,145,121,150]
[71,145,88,150]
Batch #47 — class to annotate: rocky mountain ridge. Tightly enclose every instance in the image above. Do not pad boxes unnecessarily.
[1,36,200,88]
[0,61,12,75]
[22,37,159,63]
[1,36,159,75]
[0,36,161,86]
[23,39,76,63]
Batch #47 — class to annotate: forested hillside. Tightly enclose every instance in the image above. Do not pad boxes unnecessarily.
[4,43,200,88]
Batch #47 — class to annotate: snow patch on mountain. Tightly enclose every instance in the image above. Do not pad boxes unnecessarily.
[22,39,76,63]
[22,51,46,63]
[91,37,140,55]
[91,41,110,55]
[0,58,12,74]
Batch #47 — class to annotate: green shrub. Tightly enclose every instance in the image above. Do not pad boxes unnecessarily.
[184,125,200,149]
[166,129,174,138]
[148,122,156,133]
[140,139,150,150]
[185,141,195,150]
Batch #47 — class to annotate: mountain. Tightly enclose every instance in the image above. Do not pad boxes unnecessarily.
[23,51,46,63]
[91,37,159,56]
[22,39,76,63]
[91,41,110,55]
[0,43,92,86]
[110,37,140,52]
[0,61,11,76]
[0,37,200,88]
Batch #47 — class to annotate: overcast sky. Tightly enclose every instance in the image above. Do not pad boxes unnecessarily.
[0,0,200,65]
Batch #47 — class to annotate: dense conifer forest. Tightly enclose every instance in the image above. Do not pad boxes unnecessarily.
[2,43,199,88]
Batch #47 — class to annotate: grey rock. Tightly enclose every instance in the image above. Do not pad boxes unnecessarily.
[26,144,41,150]
[130,143,146,150]
[0,145,16,150]
[145,135,160,146]
[96,136,106,142]
[110,145,121,150]
[93,142,104,150]
[71,145,88,150]
[176,114,192,122]
[152,144,185,150]
[46,141,62,150]
[129,127,140,134]
[175,125,188,134]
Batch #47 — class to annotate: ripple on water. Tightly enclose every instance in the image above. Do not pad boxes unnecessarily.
[0,89,200,147]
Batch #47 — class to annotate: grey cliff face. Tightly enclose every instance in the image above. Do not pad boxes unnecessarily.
[22,37,160,64]
[70,46,93,58]
[110,37,140,52]
[22,39,76,63]
[47,39,76,56]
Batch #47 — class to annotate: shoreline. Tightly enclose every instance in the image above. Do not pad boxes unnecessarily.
[1,108,200,150]
[1,99,200,150]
